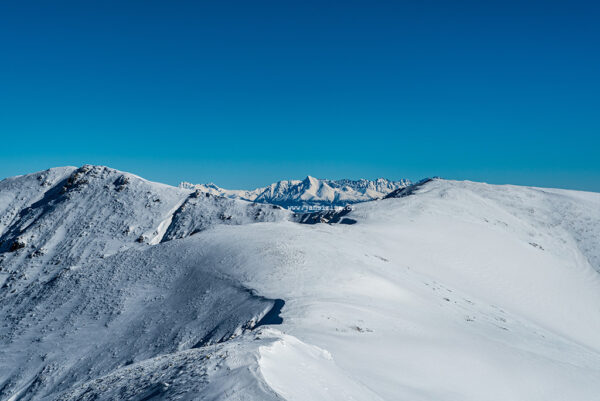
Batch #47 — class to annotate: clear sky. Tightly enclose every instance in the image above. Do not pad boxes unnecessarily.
[1,0,599,191]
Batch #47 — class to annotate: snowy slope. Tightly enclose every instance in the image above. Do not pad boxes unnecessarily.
[161,190,288,242]
[0,167,77,238]
[1,168,600,400]
[180,176,411,209]
[0,165,290,290]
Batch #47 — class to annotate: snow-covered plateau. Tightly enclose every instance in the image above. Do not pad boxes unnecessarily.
[1,165,600,400]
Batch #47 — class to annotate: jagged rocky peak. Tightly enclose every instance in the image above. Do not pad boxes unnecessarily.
[179,175,411,209]
[302,175,319,186]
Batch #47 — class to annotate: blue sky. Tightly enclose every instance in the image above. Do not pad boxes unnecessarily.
[1,0,599,190]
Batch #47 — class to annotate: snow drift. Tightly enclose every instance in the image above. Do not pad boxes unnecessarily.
[1,166,600,400]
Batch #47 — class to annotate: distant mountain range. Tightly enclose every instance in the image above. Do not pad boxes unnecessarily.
[180,176,411,210]
[2,165,600,400]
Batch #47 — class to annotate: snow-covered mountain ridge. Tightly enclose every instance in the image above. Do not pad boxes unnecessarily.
[0,165,289,291]
[1,165,600,401]
[180,176,411,210]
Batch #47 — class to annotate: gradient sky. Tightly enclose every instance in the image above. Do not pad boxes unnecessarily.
[1,0,599,190]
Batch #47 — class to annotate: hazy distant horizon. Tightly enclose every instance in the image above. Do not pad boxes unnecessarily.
[1,1,598,191]
[2,163,599,194]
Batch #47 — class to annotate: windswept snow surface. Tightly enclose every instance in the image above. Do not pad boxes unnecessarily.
[1,168,600,400]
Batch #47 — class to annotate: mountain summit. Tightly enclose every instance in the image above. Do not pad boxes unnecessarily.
[180,176,411,210]
[2,165,600,401]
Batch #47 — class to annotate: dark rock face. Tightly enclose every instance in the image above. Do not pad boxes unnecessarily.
[9,240,25,252]
[295,206,356,225]
[384,178,435,199]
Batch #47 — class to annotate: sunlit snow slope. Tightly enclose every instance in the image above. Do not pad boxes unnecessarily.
[1,167,599,401]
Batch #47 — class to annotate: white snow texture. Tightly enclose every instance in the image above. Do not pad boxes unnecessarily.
[1,164,600,401]
[179,176,411,209]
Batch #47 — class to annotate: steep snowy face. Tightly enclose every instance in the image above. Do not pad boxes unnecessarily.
[0,165,290,292]
[330,177,409,194]
[1,168,600,401]
[161,190,289,242]
[0,165,188,290]
[0,166,292,400]
[179,182,266,203]
[180,176,410,209]
[0,167,77,237]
